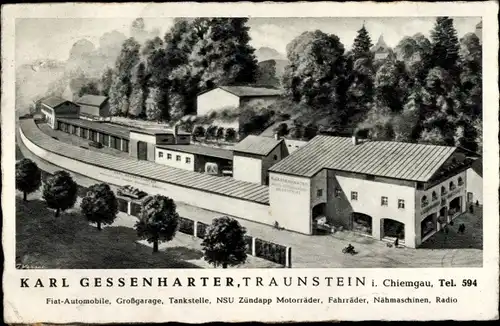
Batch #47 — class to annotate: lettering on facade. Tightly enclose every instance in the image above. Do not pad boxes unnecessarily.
[270,175,308,195]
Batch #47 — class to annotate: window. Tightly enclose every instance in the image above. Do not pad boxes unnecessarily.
[421,195,429,208]
[176,155,181,161]
[441,198,446,206]
[273,155,278,160]
[158,152,164,158]
[441,186,447,195]
[381,196,388,206]
[458,177,464,186]
[186,157,191,164]
[317,189,323,197]
[432,191,438,201]
[167,153,172,160]
[398,199,405,209]
[449,181,456,191]
[334,188,341,198]
[351,191,358,201]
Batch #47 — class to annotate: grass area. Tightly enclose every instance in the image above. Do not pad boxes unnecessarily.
[110,116,172,130]
[16,196,201,269]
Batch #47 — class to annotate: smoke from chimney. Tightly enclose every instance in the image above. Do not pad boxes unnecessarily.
[352,135,358,146]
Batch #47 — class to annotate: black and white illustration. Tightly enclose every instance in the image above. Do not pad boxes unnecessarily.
[14,16,483,269]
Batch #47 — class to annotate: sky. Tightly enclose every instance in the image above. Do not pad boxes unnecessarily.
[16,16,481,66]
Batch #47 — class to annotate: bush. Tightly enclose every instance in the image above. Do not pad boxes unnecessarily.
[225,128,237,142]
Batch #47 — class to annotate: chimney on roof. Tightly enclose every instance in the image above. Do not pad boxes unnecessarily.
[173,121,180,144]
[352,135,359,146]
[274,132,279,140]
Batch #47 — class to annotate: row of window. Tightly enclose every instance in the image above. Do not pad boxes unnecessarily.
[315,189,406,209]
[57,122,129,152]
[421,177,464,207]
[158,151,191,164]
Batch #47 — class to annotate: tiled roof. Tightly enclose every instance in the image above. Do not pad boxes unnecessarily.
[233,135,283,156]
[130,128,190,136]
[269,135,457,182]
[76,95,108,107]
[57,118,129,139]
[218,86,283,97]
[20,119,269,204]
[156,144,233,161]
[40,96,73,109]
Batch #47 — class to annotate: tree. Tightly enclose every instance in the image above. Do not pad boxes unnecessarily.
[430,17,460,73]
[224,127,236,142]
[216,127,225,140]
[145,87,162,121]
[282,30,349,121]
[80,183,118,230]
[192,125,206,140]
[373,60,409,113]
[395,33,432,82]
[135,195,179,253]
[419,128,446,145]
[42,171,78,217]
[205,125,217,139]
[15,158,41,201]
[189,18,258,91]
[78,80,100,98]
[303,123,318,140]
[256,60,280,87]
[201,216,247,268]
[275,123,289,137]
[352,24,373,60]
[100,68,114,96]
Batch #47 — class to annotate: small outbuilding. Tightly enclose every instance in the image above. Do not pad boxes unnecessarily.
[196,85,283,116]
[75,94,110,121]
[232,135,287,185]
[39,96,80,129]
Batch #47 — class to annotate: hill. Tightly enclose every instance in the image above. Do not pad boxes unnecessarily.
[255,46,286,62]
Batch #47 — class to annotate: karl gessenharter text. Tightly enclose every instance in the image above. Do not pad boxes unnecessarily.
[21,276,434,289]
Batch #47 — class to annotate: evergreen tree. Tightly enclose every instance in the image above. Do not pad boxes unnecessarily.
[352,24,373,60]
[430,17,460,73]
[100,67,114,96]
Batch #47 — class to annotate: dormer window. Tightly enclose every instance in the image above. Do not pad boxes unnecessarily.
[449,181,456,191]
[458,177,464,186]
[441,186,447,195]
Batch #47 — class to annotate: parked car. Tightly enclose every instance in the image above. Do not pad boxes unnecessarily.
[89,141,103,149]
[51,136,58,140]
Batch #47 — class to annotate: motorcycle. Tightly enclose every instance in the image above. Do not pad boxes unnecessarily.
[342,245,357,255]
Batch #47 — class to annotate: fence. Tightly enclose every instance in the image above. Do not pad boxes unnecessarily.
[116,196,292,267]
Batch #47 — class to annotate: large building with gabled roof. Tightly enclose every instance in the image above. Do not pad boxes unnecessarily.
[267,135,474,248]
[196,85,284,116]
[39,96,80,129]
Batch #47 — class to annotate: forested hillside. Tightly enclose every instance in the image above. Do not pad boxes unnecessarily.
[77,17,482,153]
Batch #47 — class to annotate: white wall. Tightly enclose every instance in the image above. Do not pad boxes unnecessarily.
[269,173,312,234]
[336,175,416,247]
[197,88,240,116]
[155,148,195,171]
[415,170,467,246]
[261,144,284,184]
[284,139,308,154]
[20,129,272,227]
[233,155,262,184]
[466,168,482,204]
[40,106,55,129]
[129,131,156,144]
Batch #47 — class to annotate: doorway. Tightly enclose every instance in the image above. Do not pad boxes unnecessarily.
[137,141,148,160]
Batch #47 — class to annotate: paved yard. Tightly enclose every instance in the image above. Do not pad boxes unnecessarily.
[175,204,483,268]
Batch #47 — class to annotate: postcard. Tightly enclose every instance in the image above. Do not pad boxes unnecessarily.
[2,1,499,322]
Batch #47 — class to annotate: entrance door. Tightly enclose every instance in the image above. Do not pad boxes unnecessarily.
[137,141,148,160]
